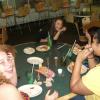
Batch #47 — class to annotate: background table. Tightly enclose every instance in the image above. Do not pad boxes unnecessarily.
[15,42,72,100]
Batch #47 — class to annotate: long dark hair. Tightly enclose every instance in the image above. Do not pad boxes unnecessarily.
[88,27,100,43]
[93,28,100,43]
[49,17,66,37]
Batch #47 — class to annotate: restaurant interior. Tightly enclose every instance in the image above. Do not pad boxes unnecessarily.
[0,0,100,100]
[0,0,99,45]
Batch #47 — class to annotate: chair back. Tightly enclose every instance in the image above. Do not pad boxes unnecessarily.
[62,0,69,8]
[16,4,31,17]
[0,27,7,44]
[2,0,14,17]
[49,0,62,11]
[3,6,14,17]
[34,1,45,12]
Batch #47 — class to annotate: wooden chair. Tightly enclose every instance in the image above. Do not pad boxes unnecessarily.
[0,27,8,44]
[3,5,14,17]
[15,4,31,34]
[64,12,74,23]
[34,0,46,25]
[48,0,62,17]
[16,4,31,17]
[1,0,14,31]
[75,22,88,42]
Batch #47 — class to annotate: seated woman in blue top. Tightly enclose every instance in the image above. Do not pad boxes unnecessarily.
[40,17,67,43]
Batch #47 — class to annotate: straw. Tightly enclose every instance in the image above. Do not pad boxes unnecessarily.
[70,40,76,51]
[32,63,34,75]
[47,57,49,69]
[57,44,66,50]
[63,40,76,62]
[63,48,71,62]
[37,73,40,81]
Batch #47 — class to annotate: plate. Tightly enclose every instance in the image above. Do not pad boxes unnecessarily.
[23,47,35,54]
[36,45,50,52]
[18,84,42,98]
[27,57,43,64]
[67,63,88,74]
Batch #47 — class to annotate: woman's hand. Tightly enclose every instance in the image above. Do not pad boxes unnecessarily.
[45,90,58,100]
[40,38,48,42]
[85,30,91,44]
[76,46,93,62]
[85,44,94,58]
[59,27,66,32]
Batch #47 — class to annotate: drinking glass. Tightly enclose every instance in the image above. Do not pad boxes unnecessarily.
[26,71,34,84]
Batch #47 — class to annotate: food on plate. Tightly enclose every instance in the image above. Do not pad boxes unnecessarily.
[72,44,82,55]
[18,84,42,98]
[68,62,87,74]
[68,62,75,71]
[35,66,55,78]
[23,47,35,54]
[36,45,50,52]
[20,92,30,100]
[27,57,43,64]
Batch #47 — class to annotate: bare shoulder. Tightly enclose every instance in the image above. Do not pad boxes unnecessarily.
[0,84,23,100]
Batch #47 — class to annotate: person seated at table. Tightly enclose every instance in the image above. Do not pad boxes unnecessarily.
[0,44,58,100]
[0,45,30,100]
[70,27,100,100]
[40,17,67,43]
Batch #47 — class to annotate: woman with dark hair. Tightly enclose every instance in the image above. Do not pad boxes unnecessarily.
[40,17,67,43]
[70,27,100,100]
[85,27,99,44]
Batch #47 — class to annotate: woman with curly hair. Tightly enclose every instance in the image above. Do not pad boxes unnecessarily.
[0,45,29,100]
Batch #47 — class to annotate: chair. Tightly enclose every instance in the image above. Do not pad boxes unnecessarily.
[48,0,62,18]
[34,0,46,25]
[15,4,31,34]
[75,22,88,42]
[0,27,8,44]
[61,0,70,17]
[1,5,14,29]
[64,12,87,42]
[64,12,74,23]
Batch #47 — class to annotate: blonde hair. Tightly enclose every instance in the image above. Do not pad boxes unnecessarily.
[0,44,16,85]
[0,44,16,57]
[0,73,11,85]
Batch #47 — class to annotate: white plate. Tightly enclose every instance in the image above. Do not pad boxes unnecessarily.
[23,47,35,54]
[18,84,42,98]
[27,57,43,64]
[67,64,88,74]
[36,45,50,52]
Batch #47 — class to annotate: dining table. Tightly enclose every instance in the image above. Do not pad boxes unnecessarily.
[15,42,76,100]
